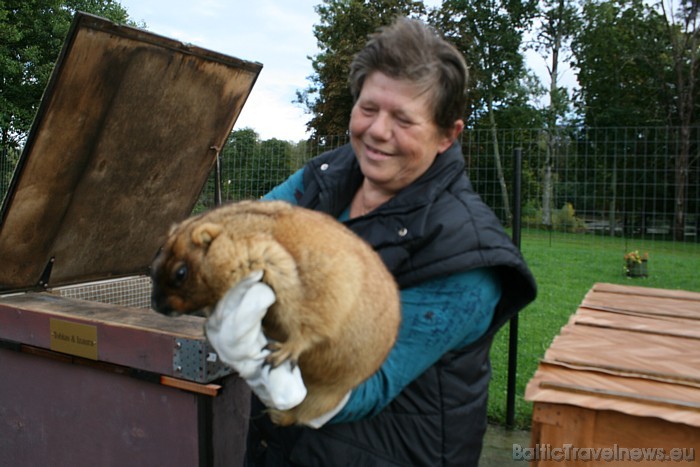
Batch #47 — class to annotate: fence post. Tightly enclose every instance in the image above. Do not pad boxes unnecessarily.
[506,147,523,429]
[214,154,222,206]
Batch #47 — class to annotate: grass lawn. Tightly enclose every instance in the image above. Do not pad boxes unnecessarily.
[487,229,700,429]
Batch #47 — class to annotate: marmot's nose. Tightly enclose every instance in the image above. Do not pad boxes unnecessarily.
[151,291,173,316]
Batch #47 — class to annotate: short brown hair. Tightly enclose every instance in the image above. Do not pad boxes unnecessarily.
[349,17,469,131]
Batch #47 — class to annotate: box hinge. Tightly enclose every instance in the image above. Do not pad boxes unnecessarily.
[172,337,232,383]
[37,257,55,289]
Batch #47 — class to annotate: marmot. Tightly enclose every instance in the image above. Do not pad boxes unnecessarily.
[151,200,401,426]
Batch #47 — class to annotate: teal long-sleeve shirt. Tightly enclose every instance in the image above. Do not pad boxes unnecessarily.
[262,169,501,423]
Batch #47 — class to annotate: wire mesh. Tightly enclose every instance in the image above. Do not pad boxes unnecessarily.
[50,276,153,309]
[1,125,698,300]
[196,127,698,252]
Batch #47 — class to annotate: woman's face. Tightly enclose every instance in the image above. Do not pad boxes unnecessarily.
[349,71,461,194]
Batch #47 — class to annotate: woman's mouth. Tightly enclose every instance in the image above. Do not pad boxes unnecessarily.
[365,144,392,161]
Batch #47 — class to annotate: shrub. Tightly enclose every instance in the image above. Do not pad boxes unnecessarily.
[553,202,586,233]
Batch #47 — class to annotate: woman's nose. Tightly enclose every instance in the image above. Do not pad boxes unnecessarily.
[367,112,392,141]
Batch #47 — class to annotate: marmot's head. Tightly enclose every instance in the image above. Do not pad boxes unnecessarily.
[150,219,227,316]
[151,202,303,318]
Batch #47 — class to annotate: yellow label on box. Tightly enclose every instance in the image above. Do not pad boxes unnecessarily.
[50,318,98,360]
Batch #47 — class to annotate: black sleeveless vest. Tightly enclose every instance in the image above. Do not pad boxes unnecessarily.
[247,143,536,466]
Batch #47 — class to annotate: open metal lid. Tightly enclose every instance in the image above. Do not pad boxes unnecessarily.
[0,12,262,292]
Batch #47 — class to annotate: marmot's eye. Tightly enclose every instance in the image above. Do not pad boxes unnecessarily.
[173,264,188,285]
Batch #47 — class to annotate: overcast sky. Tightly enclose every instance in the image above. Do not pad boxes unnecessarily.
[116,1,562,142]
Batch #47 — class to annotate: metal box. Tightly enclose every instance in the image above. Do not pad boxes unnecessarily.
[0,12,262,466]
[525,283,700,466]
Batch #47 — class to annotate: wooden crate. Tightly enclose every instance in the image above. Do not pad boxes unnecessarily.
[0,293,251,467]
[0,12,261,467]
[525,283,700,466]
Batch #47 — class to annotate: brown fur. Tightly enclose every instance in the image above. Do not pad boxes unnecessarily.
[151,200,401,426]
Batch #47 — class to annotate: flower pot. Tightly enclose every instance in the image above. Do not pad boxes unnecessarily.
[626,259,648,278]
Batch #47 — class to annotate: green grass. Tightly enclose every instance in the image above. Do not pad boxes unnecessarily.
[487,229,700,429]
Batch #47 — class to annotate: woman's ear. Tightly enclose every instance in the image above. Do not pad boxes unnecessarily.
[438,119,465,153]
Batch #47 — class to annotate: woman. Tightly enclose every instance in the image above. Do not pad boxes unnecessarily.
[247,17,536,466]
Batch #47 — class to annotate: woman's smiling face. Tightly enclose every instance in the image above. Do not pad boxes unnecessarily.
[349,71,459,194]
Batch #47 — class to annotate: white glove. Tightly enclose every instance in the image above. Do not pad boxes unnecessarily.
[204,270,307,411]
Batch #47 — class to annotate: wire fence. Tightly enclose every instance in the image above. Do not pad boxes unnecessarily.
[193,126,699,250]
[2,125,698,252]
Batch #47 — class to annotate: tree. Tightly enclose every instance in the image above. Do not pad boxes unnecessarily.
[430,0,538,225]
[571,0,670,127]
[259,137,296,193]
[216,128,296,204]
[0,0,130,189]
[570,0,699,239]
[296,0,427,139]
[531,0,579,228]
[660,0,699,240]
[570,0,673,235]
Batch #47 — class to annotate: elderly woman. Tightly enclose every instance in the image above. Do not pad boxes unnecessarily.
[247,17,536,466]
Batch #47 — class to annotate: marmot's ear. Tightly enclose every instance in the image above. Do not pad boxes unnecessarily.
[191,223,223,247]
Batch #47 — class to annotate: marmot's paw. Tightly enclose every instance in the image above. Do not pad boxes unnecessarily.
[264,341,301,369]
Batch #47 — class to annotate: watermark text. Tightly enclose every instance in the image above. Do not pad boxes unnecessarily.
[513,444,695,463]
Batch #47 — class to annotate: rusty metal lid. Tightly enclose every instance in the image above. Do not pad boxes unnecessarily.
[0,12,262,292]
